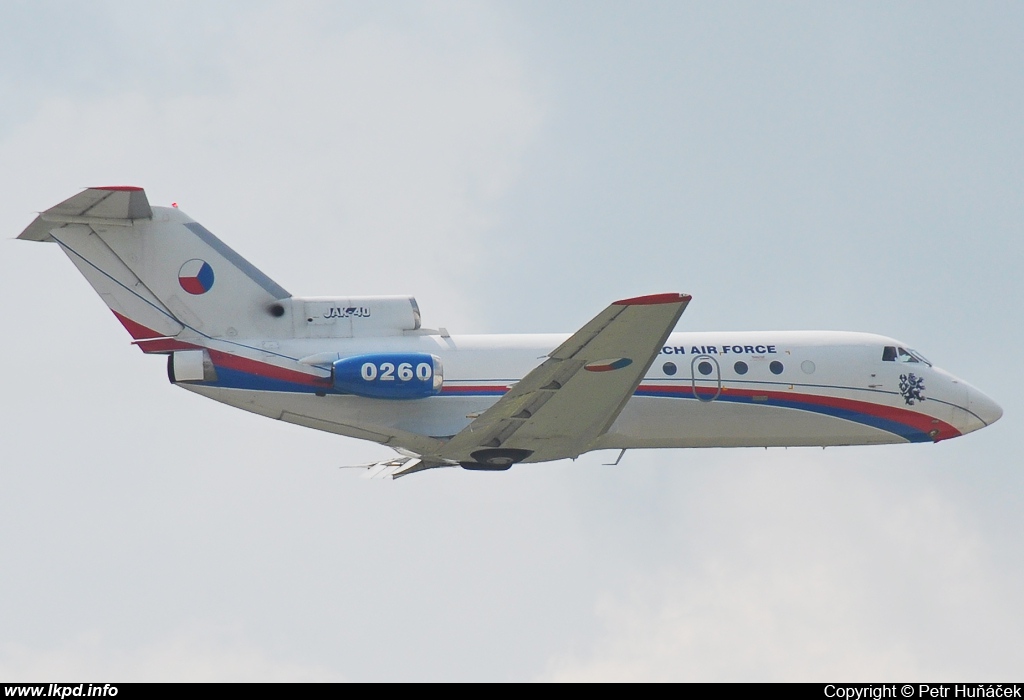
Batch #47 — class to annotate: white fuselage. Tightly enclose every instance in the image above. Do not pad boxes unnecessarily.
[182,329,1000,459]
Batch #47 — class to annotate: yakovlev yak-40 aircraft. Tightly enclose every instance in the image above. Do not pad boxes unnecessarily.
[18,187,1002,478]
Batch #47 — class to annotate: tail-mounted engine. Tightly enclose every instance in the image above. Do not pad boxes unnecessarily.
[167,349,218,383]
[332,353,443,399]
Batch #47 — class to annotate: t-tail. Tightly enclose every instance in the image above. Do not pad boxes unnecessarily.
[17,187,422,381]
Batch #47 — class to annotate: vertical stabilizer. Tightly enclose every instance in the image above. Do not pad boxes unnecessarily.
[18,187,293,345]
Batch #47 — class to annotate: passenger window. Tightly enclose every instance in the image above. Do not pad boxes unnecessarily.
[769,361,784,375]
[734,361,748,375]
[882,346,897,362]
[663,362,677,376]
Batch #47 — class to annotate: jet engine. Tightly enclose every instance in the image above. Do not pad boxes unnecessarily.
[332,353,443,399]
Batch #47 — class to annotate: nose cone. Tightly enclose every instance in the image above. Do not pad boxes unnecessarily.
[969,388,1003,428]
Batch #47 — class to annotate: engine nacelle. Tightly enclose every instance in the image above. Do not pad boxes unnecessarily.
[167,349,217,383]
[333,353,443,399]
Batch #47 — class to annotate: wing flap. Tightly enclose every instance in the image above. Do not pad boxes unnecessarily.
[342,455,457,480]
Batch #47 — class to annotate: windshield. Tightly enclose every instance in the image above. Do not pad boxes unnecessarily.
[882,346,932,366]
[907,348,931,366]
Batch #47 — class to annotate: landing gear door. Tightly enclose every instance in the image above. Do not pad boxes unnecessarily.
[691,355,721,402]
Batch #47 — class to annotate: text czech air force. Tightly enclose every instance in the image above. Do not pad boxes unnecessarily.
[661,344,778,355]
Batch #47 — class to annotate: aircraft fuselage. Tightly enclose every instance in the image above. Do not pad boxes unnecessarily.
[180,329,1000,460]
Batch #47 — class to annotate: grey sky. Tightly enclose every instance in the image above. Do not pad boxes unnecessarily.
[1,1,1021,681]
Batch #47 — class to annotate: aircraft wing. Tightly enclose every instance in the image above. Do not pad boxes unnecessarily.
[436,293,690,466]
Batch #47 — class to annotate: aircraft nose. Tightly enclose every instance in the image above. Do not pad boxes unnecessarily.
[968,388,1003,428]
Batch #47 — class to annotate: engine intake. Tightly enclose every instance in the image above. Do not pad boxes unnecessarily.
[167,349,217,383]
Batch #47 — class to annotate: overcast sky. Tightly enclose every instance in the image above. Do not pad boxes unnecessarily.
[1,1,1021,681]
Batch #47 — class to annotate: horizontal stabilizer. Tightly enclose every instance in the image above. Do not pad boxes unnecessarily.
[18,187,152,241]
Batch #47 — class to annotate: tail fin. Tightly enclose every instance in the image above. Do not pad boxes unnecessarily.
[18,187,292,347]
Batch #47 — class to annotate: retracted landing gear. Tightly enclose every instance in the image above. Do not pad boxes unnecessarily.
[460,448,533,471]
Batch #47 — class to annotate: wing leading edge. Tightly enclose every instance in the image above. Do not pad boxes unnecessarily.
[434,292,691,468]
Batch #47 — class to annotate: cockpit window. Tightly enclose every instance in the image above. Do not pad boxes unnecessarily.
[896,347,919,363]
[907,348,932,366]
[883,345,932,366]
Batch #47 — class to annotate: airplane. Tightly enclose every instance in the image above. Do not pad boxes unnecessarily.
[17,186,1003,478]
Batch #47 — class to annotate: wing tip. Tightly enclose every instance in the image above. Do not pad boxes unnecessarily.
[613,292,690,306]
